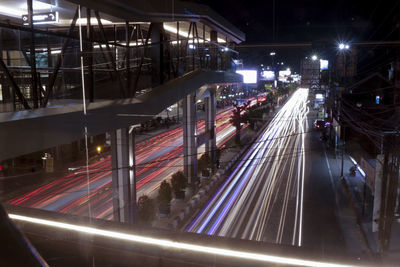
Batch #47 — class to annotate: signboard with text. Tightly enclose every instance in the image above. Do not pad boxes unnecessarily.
[22,12,58,25]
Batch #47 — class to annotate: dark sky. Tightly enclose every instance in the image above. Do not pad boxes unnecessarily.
[197,0,400,43]
[194,0,400,70]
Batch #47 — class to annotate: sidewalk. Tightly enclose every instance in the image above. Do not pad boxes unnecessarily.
[338,151,400,265]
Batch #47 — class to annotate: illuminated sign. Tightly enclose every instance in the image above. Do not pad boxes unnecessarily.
[261,70,275,81]
[236,70,257,84]
[279,69,291,77]
[22,11,58,25]
[320,59,329,70]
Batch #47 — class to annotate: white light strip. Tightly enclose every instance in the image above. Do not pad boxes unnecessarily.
[9,213,358,267]
[59,18,112,26]
[163,24,226,43]
[348,156,366,178]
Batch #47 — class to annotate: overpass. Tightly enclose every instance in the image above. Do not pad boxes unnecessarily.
[0,0,247,221]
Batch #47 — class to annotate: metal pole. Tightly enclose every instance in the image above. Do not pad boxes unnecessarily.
[86,8,94,102]
[177,21,179,76]
[341,125,345,177]
[27,0,38,108]
[125,21,131,96]
[129,127,137,223]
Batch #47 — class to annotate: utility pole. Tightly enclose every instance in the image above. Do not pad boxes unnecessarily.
[377,134,399,253]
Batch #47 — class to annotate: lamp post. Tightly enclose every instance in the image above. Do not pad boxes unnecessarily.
[337,42,350,178]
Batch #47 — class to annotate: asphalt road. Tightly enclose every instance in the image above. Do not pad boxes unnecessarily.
[187,89,347,254]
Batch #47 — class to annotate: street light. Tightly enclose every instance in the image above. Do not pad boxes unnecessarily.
[270,52,276,56]
[311,55,318,61]
[338,43,350,50]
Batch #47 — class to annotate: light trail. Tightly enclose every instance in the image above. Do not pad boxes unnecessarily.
[8,213,359,267]
[6,107,240,219]
[187,89,309,246]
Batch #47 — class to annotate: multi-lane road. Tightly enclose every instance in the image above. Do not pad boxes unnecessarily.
[187,89,310,246]
[7,108,238,220]
[187,88,347,253]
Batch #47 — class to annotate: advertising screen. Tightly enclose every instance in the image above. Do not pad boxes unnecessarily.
[261,70,275,81]
[236,70,257,84]
[320,59,329,70]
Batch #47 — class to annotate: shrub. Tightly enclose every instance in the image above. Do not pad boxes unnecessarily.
[198,153,211,172]
[137,195,155,223]
[157,180,172,205]
[171,171,187,193]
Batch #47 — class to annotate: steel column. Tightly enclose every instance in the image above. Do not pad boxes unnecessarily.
[86,8,94,102]
[210,30,218,70]
[183,93,198,185]
[27,0,39,108]
[125,22,131,96]
[205,87,217,171]
[150,23,164,87]
[111,128,136,224]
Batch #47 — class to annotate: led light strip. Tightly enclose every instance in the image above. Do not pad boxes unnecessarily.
[9,213,357,267]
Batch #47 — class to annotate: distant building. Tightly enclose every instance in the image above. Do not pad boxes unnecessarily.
[300,58,320,90]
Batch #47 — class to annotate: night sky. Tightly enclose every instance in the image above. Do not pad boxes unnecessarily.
[193,0,400,69]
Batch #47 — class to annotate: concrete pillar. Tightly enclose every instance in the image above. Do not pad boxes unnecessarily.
[151,23,164,87]
[205,87,217,171]
[111,128,137,223]
[183,93,198,185]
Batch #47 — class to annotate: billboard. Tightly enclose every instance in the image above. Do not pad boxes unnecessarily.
[320,59,329,70]
[236,70,257,84]
[261,70,275,81]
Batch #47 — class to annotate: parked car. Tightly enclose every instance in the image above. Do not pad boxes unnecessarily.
[314,119,330,130]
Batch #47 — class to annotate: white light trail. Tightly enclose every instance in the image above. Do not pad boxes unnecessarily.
[9,213,358,267]
[188,88,310,246]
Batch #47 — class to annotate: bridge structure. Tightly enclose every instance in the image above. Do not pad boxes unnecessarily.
[0,0,244,222]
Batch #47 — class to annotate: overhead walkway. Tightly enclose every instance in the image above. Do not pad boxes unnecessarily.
[0,69,241,161]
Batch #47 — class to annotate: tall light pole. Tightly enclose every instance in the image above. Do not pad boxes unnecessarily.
[338,42,350,178]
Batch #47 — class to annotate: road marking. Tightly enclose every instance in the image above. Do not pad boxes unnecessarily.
[324,149,336,192]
